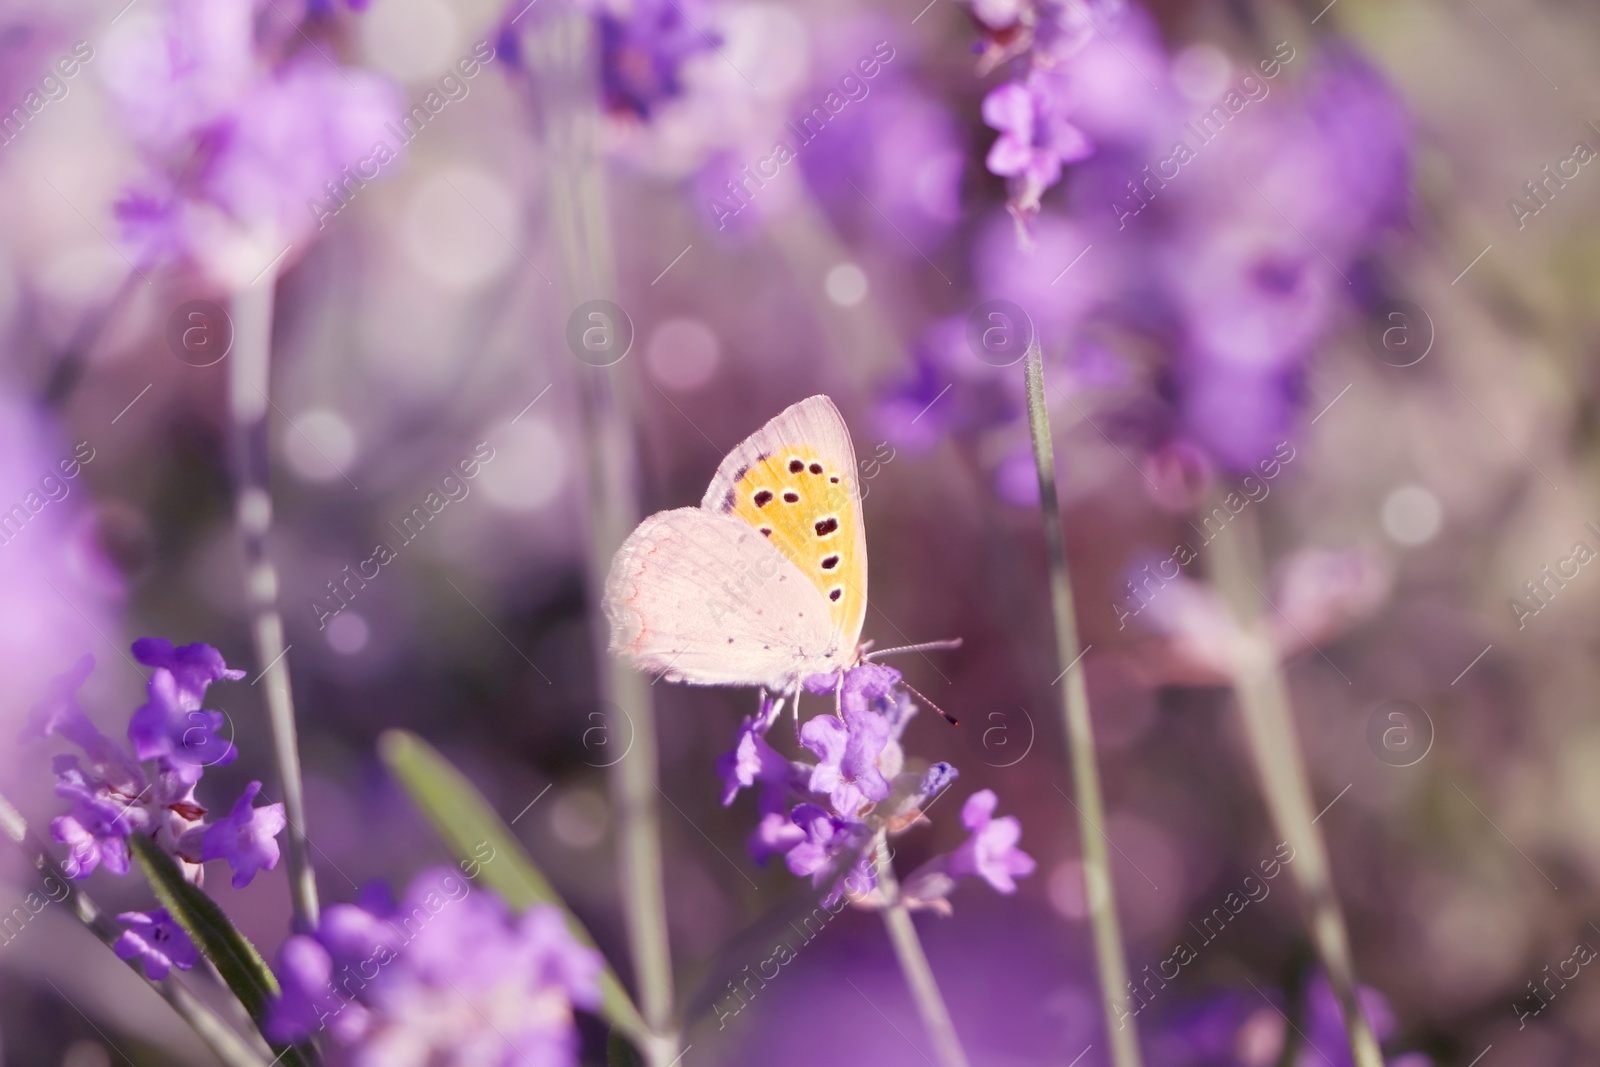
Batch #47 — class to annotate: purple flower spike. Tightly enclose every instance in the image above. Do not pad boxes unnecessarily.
[51,757,150,878]
[131,639,245,706]
[948,789,1036,893]
[750,811,806,866]
[804,662,903,710]
[519,904,604,1012]
[52,801,135,878]
[982,77,1092,219]
[784,804,861,881]
[129,668,238,778]
[202,781,286,888]
[918,762,960,800]
[114,908,198,981]
[800,705,893,816]
[266,934,353,1043]
[717,715,793,808]
[597,0,720,119]
[24,655,99,749]
[128,640,242,779]
[268,868,599,1061]
[28,658,147,795]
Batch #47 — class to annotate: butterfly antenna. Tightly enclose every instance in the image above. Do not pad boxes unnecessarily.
[862,637,964,661]
[900,678,959,726]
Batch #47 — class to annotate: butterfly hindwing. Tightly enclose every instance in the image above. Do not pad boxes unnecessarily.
[604,508,836,689]
[700,395,867,654]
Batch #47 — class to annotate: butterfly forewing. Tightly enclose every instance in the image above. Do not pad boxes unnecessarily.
[700,395,867,654]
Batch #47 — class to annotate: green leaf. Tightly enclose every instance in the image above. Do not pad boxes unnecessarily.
[129,835,313,1067]
[607,1028,646,1067]
[378,729,651,1046]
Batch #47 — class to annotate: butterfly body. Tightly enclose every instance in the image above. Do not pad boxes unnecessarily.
[604,395,868,691]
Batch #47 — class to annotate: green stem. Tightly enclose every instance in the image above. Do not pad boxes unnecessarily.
[1022,345,1144,1067]
[0,791,276,1067]
[874,840,972,1067]
[1206,502,1385,1067]
[229,275,319,932]
[517,14,677,1064]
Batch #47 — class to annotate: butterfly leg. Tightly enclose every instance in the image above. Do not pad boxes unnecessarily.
[834,672,845,721]
[789,681,803,743]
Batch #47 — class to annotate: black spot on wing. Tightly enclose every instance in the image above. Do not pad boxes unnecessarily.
[754,490,773,507]
[808,462,823,475]
[815,517,839,537]
[788,458,804,473]
[821,555,840,570]
[829,588,842,601]
[783,491,800,503]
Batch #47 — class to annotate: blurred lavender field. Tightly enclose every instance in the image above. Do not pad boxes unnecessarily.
[0,0,1596,1063]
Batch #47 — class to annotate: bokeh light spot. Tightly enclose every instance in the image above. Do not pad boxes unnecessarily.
[824,263,868,307]
[325,611,370,655]
[480,417,566,511]
[1381,484,1442,546]
[402,167,520,290]
[285,409,357,483]
[646,317,722,391]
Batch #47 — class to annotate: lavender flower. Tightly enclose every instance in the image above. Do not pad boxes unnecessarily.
[199,781,286,889]
[268,868,601,1066]
[1150,975,1416,1067]
[982,75,1091,223]
[128,639,242,776]
[800,704,893,817]
[102,0,402,285]
[717,693,794,810]
[114,908,199,981]
[26,656,148,797]
[52,758,149,878]
[29,644,284,885]
[898,9,1410,488]
[946,789,1035,893]
[783,803,864,881]
[595,0,720,120]
[718,663,1026,910]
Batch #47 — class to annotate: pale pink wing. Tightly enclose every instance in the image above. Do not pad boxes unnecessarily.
[603,507,837,689]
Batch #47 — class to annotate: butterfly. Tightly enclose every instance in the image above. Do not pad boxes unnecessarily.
[604,395,872,694]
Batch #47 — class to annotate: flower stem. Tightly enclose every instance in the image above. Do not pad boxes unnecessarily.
[1206,503,1385,1067]
[1022,345,1144,1067]
[0,790,279,1067]
[516,13,678,1063]
[874,840,972,1067]
[229,275,319,933]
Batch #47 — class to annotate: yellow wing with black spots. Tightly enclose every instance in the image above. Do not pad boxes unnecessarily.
[700,396,867,656]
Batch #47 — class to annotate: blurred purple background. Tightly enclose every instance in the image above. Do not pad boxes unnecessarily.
[0,0,1595,1063]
